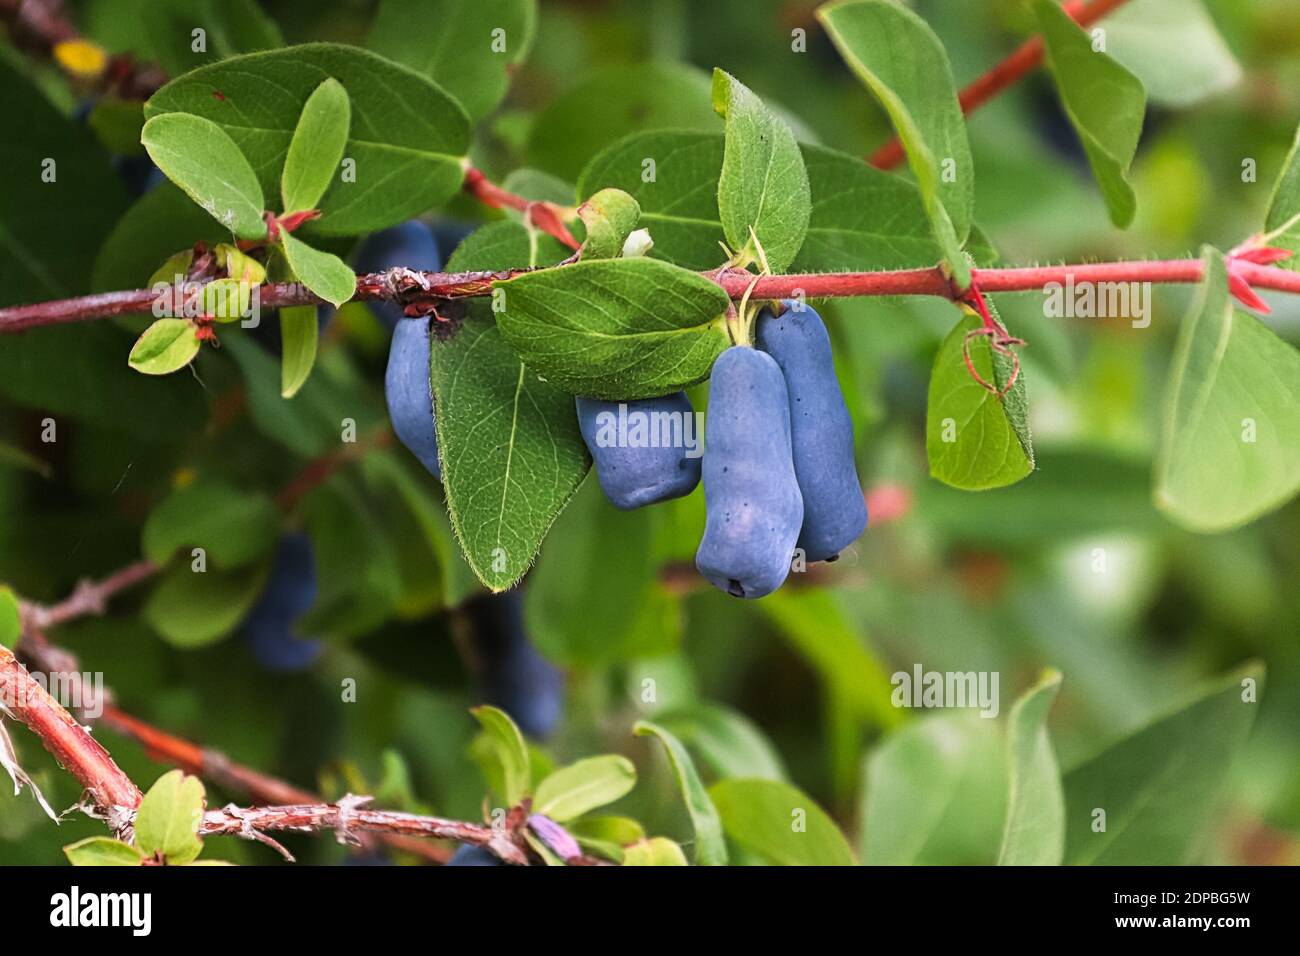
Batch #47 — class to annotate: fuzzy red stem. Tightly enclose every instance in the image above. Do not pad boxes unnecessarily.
[4,258,1299,333]
[0,644,142,813]
[868,0,1134,170]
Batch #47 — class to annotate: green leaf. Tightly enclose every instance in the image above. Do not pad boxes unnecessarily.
[861,714,1008,865]
[926,309,1035,490]
[652,704,788,782]
[1064,664,1263,865]
[817,0,973,285]
[297,477,402,640]
[135,770,205,865]
[1155,248,1300,530]
[0,58,130,304]
[127,318,201,376]
[523,480,663,667]
[1035,0,1147,227]
[710,779,856,866]
[758,589,901,731]
[202,277,254,323]
[0,587,20,650]
[621,837,688,866]
[577,188,641,260]
[281,78,351,214]
[431,222,590,590]
[634,721,727,865]
[142,479,278,568]
[710,69,810,272]
[578,133,988,273]
[533,755,637,822]
[145,43,470,236]
[82,0,283,78]
[1104,0,1241,108]
[367,0,537,122]
[281,233,356,307]
[141,113,267,239]
[567,816,645,861]
[471,705,531,805]
[63,837,145,867]
[279,306,320,398]
[528,63,719,181]
[495,257,731,400]
[143,561,268,649]
[1264,123,1300,267]
[997,671,1065,866]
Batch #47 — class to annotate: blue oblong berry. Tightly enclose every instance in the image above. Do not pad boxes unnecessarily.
[575,393,702,510]
[695,347,803,599]
[385,316,440,479]
[756,301,867,561]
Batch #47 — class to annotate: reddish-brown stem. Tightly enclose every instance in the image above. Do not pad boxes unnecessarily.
[5,258,1298,334]
[0,644,142,814]
[463,167,581,250]
[18,559,157,632]
[192,802,529,865]
[868,0,1134,169]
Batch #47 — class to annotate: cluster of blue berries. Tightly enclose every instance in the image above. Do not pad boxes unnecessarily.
[579,302,867,599]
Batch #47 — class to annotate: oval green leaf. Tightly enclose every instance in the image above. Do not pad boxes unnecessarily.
[281,233,357,307]
[135,770,205,864]
[711,69,810,272]
[494,257,731,400]
[1035,0,1147,228]
[532,755,637,822]
[281,78,352,214]
[279,306,320,398]
[141,113,267,239]
[145,43,470,236]
[128,318,201,376]
[1155,247,1300,530]
[710,778,856,866]
[432,222,590,591]
[817,0,973,286]
[926,309,1035,490]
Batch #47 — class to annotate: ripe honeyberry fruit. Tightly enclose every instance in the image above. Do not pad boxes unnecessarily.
[243,533,322,672]
[464,591,564,740]
[385,316,441,479]
[695,347,804,599]
[353,221,443,331]
[575,393,701,510]
[756,301,867,561]
[447,845,502,866]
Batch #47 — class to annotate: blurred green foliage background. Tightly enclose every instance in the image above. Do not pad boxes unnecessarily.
[1,0,1298,865]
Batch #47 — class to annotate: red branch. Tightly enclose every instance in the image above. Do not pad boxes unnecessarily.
[463,167,581,250]
[4,258,1299,334]
[0,644,142,815]
[868,0,1134,169]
